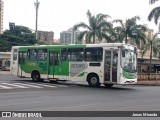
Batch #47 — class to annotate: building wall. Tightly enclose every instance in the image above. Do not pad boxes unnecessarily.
[60,28,81,44]
[0,0,4,34]
[37,31,54,45]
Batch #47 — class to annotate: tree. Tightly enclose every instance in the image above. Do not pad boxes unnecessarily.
[110,20,125,43]
[142,33,160,79]
[148,0,160,25]
[112,16,147,44]
[149,0,159,4]
[0,25,37,51]
[73,10,112,44]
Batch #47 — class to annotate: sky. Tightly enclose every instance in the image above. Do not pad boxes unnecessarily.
[3,0,160,39]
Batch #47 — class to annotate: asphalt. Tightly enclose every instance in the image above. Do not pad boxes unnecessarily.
[0,70,160,86]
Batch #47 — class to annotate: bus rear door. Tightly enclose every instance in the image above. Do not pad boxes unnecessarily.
[48,51,60,80]
[18,51,26,77]
[11,48,18,76]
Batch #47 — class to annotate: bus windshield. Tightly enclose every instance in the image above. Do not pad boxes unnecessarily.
[121,48,137,73]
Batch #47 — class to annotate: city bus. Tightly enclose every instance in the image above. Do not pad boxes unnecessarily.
[10,43,137,87]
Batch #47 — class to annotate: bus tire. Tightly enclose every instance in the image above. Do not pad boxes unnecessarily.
[104,84,113,88]
[31,71,43,82]
[87,74,100,87]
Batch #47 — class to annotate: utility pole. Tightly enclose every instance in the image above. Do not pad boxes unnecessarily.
[34,0,40,40]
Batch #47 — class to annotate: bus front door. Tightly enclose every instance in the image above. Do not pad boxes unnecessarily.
[104,50,118,83]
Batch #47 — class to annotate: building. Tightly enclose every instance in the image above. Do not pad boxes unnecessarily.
[60,28,81,44]
[37,31,54,45]
[0,0,4,34]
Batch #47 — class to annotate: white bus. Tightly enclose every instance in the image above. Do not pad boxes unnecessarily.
[10,43,137,87]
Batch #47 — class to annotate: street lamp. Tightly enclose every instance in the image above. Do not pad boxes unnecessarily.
[34,0,40,40]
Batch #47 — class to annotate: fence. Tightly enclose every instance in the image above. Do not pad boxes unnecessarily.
[138,73,160,80]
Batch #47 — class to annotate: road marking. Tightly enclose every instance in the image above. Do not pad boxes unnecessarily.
[30,83,68,88]
[0,82,70,89]
[28,83,57,88]
[13,83,43,88]
[54,84,68,87]
[0,85,13,89]
[1,83,29,88]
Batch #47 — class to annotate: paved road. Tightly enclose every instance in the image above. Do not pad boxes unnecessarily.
[0,72,160,120]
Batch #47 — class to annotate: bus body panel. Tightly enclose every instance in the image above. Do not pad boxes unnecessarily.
[68,62,104,82]
[10,43,137,86]
[10,46,19,76]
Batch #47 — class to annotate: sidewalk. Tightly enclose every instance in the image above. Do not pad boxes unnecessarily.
[137,80,160,86]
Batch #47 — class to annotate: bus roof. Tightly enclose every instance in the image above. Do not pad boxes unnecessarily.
[11,43,135,49]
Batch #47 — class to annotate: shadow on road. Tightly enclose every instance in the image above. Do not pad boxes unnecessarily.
[10,79,135,91]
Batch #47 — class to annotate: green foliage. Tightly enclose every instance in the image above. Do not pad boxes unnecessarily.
[149,0,159,4]
[142,33,160,79]
[112,16,147,44]
[142,33,160,58]
[148,6,160,25]
[0,25,37,51]
[148,0,160,25]
[73,10,112,44]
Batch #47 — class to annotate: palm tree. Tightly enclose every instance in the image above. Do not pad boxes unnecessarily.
[142,33,160,79]
[112,16,147,44]
[73,10,112,44]
[149,0,159,4]
[148,0,160,25]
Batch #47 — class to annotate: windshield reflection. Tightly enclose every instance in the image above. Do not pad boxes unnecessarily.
[121,49,137,72]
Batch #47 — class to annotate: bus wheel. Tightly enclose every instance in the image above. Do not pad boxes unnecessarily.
[32,71,42,82]
[104,84,113,88]
[87,74,100,87]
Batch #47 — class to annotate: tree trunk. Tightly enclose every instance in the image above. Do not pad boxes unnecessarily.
[125,33,128,43]
[148,42,152,80]
[93,34,95,44]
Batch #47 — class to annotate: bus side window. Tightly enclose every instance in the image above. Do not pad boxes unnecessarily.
[68,48,84,61]
[19,52,23,64]
[13,49,18,60]
[49,52,54,65]
[85,47,103,61]
[27,49,37,60]
[19,52,26,64]
[76,48,84,61]
[37,49,47,60]
[94,48,103,61]
[54,52,60,65]
[61,49,68,61]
